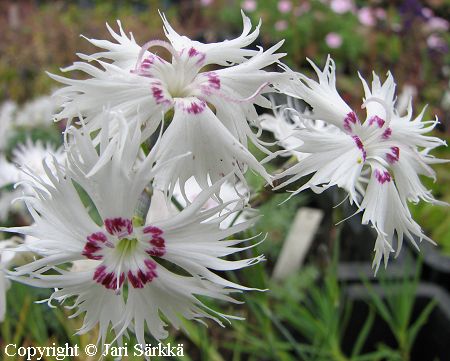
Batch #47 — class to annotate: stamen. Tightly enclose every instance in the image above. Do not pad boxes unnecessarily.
[213,82,269,103]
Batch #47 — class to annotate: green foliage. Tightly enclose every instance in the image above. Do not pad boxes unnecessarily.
[362,261,437,361]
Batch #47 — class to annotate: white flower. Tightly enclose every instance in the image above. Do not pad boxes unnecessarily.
[3,117,263,346]
[15,95,61,127]
[277,56,447,272]
[0,101,16,151]
[50,12,285,194]
[260,99,305,161]
[8,139,64,184]
[0,237,23,322]
[0,140,65,220]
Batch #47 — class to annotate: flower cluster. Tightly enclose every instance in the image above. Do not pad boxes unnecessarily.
[2,12,275,348]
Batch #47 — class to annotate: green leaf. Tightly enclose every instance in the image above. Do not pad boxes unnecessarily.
[350,306,375,358]
[407,299,437,348]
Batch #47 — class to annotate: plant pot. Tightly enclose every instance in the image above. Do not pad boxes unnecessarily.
[413,241,450,293]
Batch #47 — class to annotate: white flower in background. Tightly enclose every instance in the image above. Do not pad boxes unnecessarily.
[0,237,23,322]
[396,84,417,116]
[0,140,65,220]
[277,56,447,272]
[3,117,263,346]
[15,95,61,127]
[260,99,307,161]
[0,101,16,151]
[5,139,65,185]
[50,12,285,194]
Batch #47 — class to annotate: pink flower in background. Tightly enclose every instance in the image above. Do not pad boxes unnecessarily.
[242,0,257,12]
[200,0,214,6]
[421,7,433,18]
[427,17,449,32]
[374,8,386,20]
[278,0,292,14]
[294,2,311,16]
[330,0,354,14]
[325,32,343,48]
[275,20,288,31]
[427,34,446,50]
[358,7,376,27]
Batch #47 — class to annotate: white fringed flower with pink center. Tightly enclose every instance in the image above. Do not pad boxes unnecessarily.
[50,11,286,194]
[82,218,163,290]
[3,117,263,346]
[277,56,447,272]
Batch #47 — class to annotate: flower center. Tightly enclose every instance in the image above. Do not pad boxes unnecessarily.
[116,237,138,255]
[133,42,223,108]
[82,217,166,291]
[166,80,192,98]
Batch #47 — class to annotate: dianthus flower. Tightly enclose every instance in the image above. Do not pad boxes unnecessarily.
[276,56,447,271]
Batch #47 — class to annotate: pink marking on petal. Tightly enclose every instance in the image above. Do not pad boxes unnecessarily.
[93,266,125,290]
[151,84,171,105]
[140,55,154,70]
[127,260,158,289]
[104,218,133,238]
[382,127,392,139]
[151,236,165,248]
[343,111,360,132]
[145,259,157,270]
[146,234,166,257]
[368,115,385,128]
[187,47,206,65]
[143,226,163,236]
[127,270,142,288]
[180,99,207,114]
[93,265,106,280]
[207,72,220,90]
[386,146,400,164]
[82,232,107,260]
[201,72,221,95]
[188,47,199,57]
[352,135,367,161]
[143,259,158,280]
[375,169,392,184]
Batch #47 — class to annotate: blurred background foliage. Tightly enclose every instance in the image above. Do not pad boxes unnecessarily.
[0,0,449,360]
